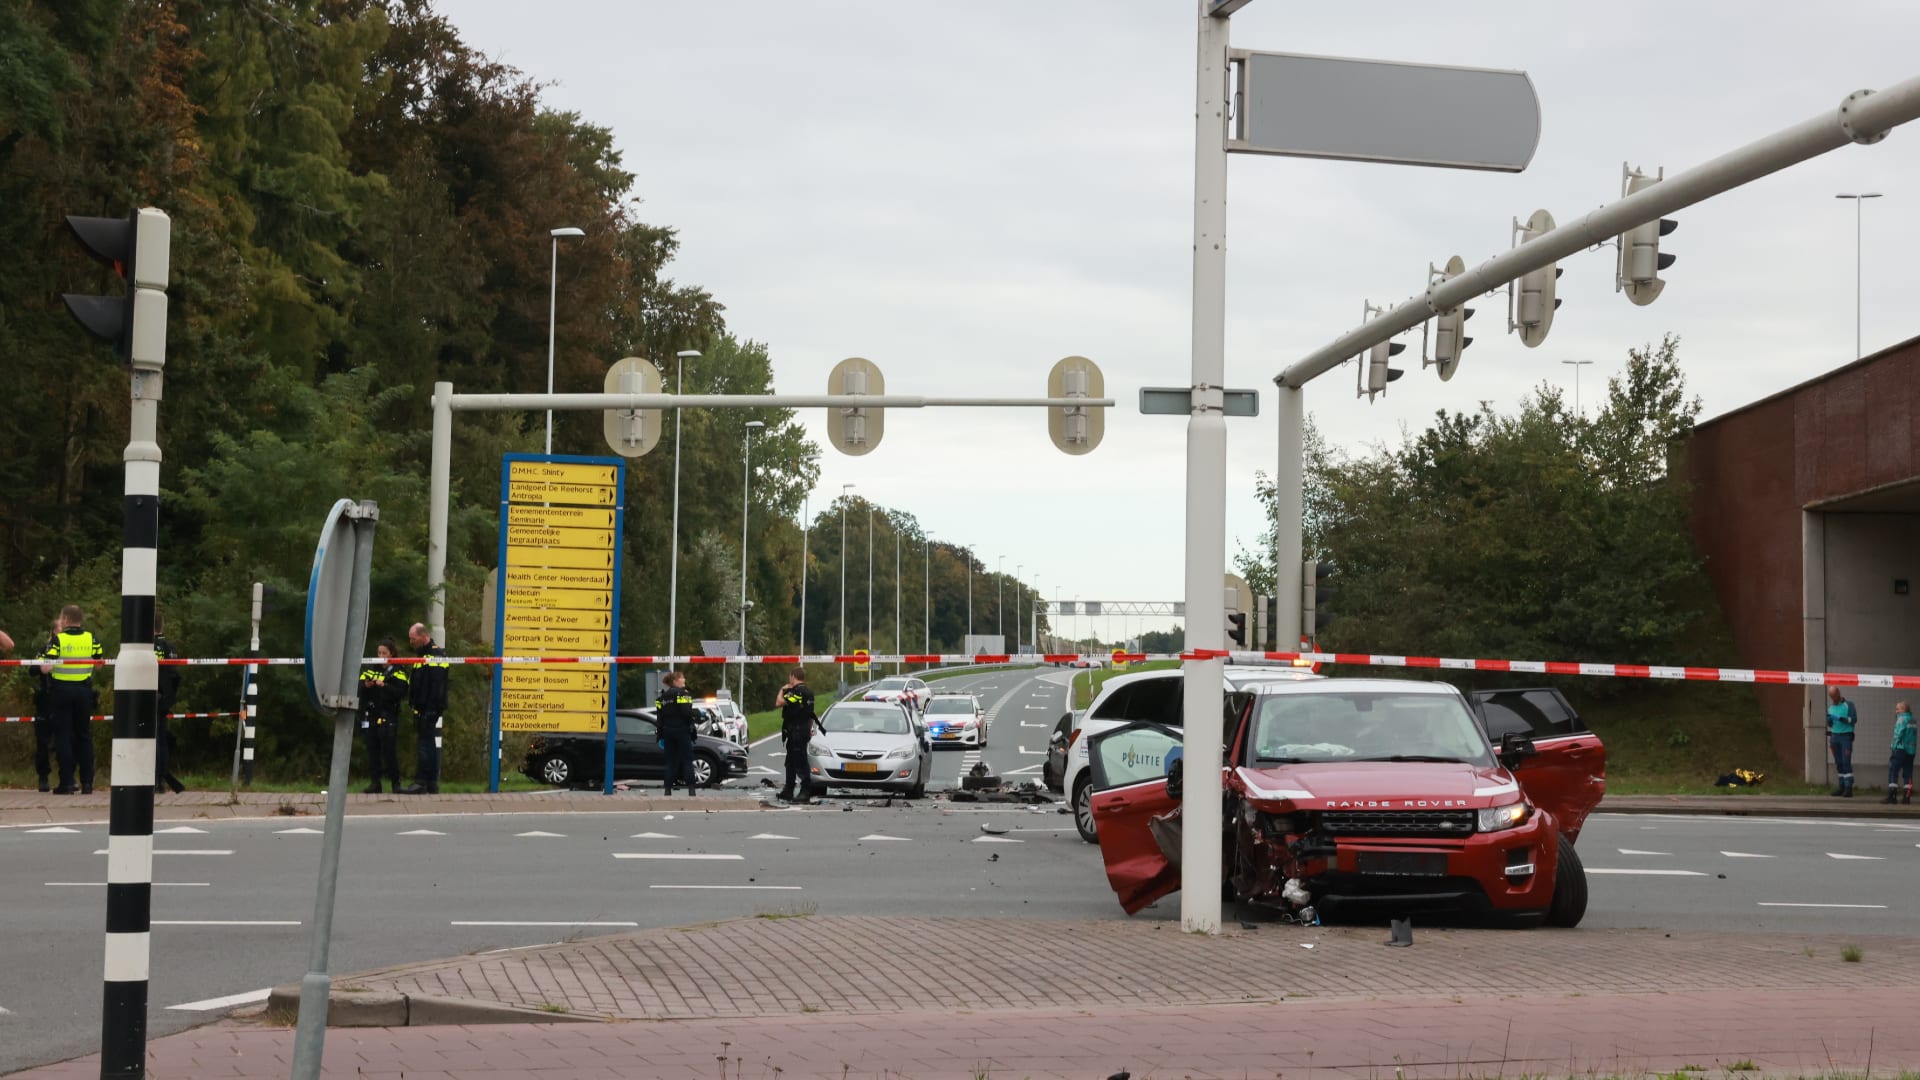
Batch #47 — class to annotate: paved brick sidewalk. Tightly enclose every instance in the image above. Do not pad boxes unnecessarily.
[348,916,1920,1018]
[13,988,1916,1078]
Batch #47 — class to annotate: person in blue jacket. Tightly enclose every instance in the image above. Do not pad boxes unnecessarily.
[1887,701,1916,806]
[1826,686,1859,798]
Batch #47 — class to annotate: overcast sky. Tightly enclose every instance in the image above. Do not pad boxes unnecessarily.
[438,0,1919,646]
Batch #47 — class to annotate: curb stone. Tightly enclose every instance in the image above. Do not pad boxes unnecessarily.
[264,984,604,1026]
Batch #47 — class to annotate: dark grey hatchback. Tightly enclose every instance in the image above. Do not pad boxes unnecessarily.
[522,708,750,789]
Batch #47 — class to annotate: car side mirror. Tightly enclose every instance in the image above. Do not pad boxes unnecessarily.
[1165,758,1184,802]
[1498,732,1538,769]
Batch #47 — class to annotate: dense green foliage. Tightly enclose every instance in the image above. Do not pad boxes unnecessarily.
[1237,336,1729,683]
[0,0,1045,784]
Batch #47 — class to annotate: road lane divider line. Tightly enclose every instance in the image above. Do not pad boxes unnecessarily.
[48,882,209,887]
[1827,852,1885,860]
[1616,848,1670,855]
[1586,868,1708,877]
[27,826,82,834]
[451,921,637,927]
[1720,851,1777,858]
[648,885,802,891]
[1757,902,1888,909]
[612,853,742,860]
[92,849,232,856]
[153,920,299,926]
[857,834,910,842]
[166,989,272,1012]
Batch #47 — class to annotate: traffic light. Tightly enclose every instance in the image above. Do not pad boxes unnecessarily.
[1510,210,1562,348]
[1428,255,1473,381]
[1048,355,1105,455]
[827,357,885,455]
[1261,593,1277,650]
[1300,559,1334,640]
[602,357,663,457]
[1227,611,1247,647]
[1361,339,1405,401]
[62,208,170,368]
[1617,165,1677,306]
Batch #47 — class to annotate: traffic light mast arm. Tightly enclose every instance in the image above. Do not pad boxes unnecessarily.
[1274,76,1920,390]
[447,393,1117,410]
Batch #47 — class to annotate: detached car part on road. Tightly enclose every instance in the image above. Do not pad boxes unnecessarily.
[1086,679,1605,928]
[523,708,750,789]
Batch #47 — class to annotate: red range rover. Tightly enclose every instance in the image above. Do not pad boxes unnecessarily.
[1087,678,1606,927]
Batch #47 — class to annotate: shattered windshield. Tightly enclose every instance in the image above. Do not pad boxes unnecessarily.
[1248,692,1492,767]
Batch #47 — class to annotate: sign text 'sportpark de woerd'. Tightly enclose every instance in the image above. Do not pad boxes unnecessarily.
[491,455,626,735]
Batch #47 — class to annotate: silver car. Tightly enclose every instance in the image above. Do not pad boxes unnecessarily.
[806,700,932,798]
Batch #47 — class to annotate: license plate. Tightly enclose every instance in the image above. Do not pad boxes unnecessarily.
[938,732,960,739]
[1355,852,1448,876]
[844,762,878,774]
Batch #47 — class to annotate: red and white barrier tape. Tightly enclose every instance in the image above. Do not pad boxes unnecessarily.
[3,651,1914,688]
[0,711,243,724]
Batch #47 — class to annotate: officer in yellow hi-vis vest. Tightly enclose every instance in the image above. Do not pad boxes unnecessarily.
[39,604,103,794]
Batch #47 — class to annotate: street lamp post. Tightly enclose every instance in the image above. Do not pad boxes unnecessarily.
[1836,192,1884,361]
[1560,359,1594,417]
[736,420,764,698]
[996,556,1005,641]
[840,484,854,686]
[966,546,973,644]
[543,227,584,455]
[799,495,809,655]
[923,538,930,655]
[667,348,699,667]
[866,507,874,659]
[894,526,901,674]
[1014,563,1022,654]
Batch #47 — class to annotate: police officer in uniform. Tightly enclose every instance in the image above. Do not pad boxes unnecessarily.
[359,639,408,793]
[654,671,700,796]
[153,612,187,794]
[402,622,449,794]
[777,667,820,804]
[40,605,102,794]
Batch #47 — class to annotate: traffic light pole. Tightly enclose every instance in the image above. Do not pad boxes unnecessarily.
[1265,73,1920,643]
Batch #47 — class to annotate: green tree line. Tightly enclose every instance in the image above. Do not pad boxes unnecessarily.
[0,0,1046,785]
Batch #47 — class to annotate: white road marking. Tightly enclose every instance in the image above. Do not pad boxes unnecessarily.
[155,826,207,835]
[612,853,743,861]
[750,833,797,840]
[276,827,323,835]
[1022,705,1050,710]
[515,831,565,838]
[1757,902,1888,909]
[166,988,272,1012]
[1827,852,1884,860]
[649,885,802,891]
[396,829,444,836]
[630,831,678,839]
[1017,748,1046,755]
[747,766,779,775]
[858,834,910,842]
[1720,851,1776,858]
[972,836,1023,843]
[153,920,300,927]
[1020,721,1047,728]
[92,849,231,856]
[452,921,637,927]
[1617,848,1670,856]
[1003,763,1046,776]
[1586,868,1708,877]
[48,882,208,887]
[27,826,81,834]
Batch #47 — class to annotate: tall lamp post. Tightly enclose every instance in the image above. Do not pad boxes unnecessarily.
[923,537,930,655]
[735,420,764,698]
[1836,192,1884,361]
[894,526,902,674]
[996,555,1005,641]
[966,546,974,644]
[667,348,699,667]
[1014,563,1022,654]
[1560,359,1594,417]
[866,506,874,660]
[543,226,584,455]
[799,494,810,655]
[839,484,854,686]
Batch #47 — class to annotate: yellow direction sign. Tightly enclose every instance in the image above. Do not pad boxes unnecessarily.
[502,585,611,610]
[500,709,606,734]
[503,628,611,652]
[504,567,612,590]
[505,524,615,550]
[507,480,616,505]
[508,505,615,531]
[501,607,611,631]
[501,666,610,693]
[499,688,608,713]
[505,545,615,570]
[508,460,618,488]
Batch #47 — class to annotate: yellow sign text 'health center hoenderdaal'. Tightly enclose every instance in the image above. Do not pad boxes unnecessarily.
[494,456,625,735]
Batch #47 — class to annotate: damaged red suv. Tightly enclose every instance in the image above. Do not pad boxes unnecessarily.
[1087,679,1605,927]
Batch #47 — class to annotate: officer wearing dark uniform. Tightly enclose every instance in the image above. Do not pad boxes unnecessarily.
[402,622,449,794]
[153,613,187,794]
[40,604,102,794]
[777,668,820,804]
[654,671,700,796]
[31,621,57,792]
[359,639,409,793]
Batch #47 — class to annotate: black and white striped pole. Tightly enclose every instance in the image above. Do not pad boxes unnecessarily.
[230,582,262,794]
[62,206,171,1077]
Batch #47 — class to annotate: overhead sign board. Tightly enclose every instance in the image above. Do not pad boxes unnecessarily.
[491,452,625,794]
[1231,51,1540,172]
